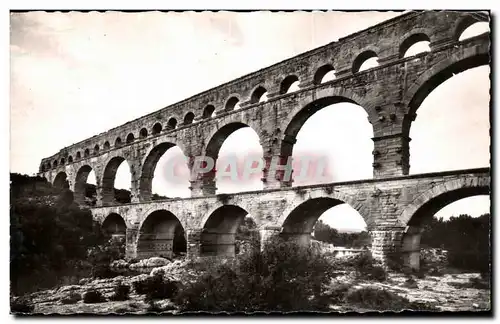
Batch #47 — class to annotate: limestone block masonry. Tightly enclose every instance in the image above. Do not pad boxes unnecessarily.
[38,11,491,269]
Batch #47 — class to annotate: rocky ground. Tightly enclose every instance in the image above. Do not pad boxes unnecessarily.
[13,253,491,314]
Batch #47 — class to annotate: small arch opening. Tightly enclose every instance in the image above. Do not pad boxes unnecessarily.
[167,118,177,130]
[250,86,268,104]
[353,51,379,73]
[140,128,148,138]
[458,21,489,41]
[126,133,135,144]
[84,149,90,158]
[104,141,110,150]
[76,151,81,159]
[115,137,123,147]
[60,158,65,165]
[53,160,58,168]
[203,105,216,119]
[280,75,300,94]
[94,144,100,154]
[183,112,195,125]
[68,156,73,163]
[314,64,336,84]
[400,34,431,58]
[225,97,240,111]
[152,123,163,135]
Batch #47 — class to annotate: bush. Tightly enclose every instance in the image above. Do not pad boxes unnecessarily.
[325,283,351,304]
[91,264,120,279]
[175,237,336,312]
[348,252,387,282]
[10,297,34,314]
[83,289,106,304]
[133,274,179,301]
[345,287,437,311]
[110,283,130,301]
[61,292,81,304]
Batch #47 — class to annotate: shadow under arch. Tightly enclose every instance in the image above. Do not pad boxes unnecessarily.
[136,209,186,259]
[74,165,95,205]
[200,204,255,257]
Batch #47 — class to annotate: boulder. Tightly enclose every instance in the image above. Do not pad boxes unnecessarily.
[110,259,129,269]
[130,257,170,269]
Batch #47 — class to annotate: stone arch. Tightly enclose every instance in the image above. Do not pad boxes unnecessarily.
[84,149,90,158]
[94,144,100,154]
[102,213,127,239]
[102,156,133,205]
[53,171,69,190]
[104,141,111,150]
[224,96,240,111]
[402,50,490,136]
[115,137,123,147]
[126,133,135,144]
[202,105,216,119]
[183,112,195,125]
[203,121,263,193]
[279,75,299,94]
[278,195,369,246]
[453,15,489,42]
[76,151,81,159]
[140,128,148,138]
[68,156,73,163]
[152,122,163,135]
[352,50,378,73]
[313,64,335,84]
[200,204,251,256]
[136,209,186,259]
[139,141,186,201]
[399,176,490,227]
[74,164,95,205]
[167,117,177,130]
[399,33,431,58]
[398,176,490,270]
[53,160,58,168]
[249,85,268,104]
[279,92,372,157]
[60,157,65,165]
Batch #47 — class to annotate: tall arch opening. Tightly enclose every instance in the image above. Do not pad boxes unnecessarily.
[402,187,490,272]
[408,65,490,174]
[140,142,190,201]
[201,205,255,257]
[102,157,132,205]
[282,198,369,253]
[53,171,69,190]
[74,165,97,206]
[137,210,186,259]
[205,122,263,194]
[284,97,373,185]
[102,213,127,253]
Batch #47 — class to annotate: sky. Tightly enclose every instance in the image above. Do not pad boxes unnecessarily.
[10,11,491,231]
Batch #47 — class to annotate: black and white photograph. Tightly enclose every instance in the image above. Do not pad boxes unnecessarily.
[9,7,492,315]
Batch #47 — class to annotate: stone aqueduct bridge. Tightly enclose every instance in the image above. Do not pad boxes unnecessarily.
[38,11,491,269]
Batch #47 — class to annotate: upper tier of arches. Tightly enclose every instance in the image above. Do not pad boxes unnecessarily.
[40,12,489,172]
